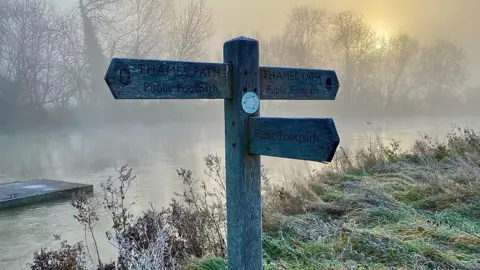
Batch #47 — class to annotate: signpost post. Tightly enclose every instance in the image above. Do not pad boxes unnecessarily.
[105,36,340,270]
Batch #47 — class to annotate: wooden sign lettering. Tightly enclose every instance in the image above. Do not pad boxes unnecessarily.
[259,67,339,100]
[105,58,230,99]
[249,117,340,162]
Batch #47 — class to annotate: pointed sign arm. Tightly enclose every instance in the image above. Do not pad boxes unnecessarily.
[105,58,231,99]
[259,66,340,100]
[248,117,340,162]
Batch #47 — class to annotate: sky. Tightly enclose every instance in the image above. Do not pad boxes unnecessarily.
[54,0,480,85]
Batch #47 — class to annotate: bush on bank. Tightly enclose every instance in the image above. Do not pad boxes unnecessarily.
[29,125,480,269]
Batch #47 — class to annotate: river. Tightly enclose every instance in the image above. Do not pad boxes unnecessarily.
[0,116,479,269]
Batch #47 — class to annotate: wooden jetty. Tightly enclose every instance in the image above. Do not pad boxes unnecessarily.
[0,178,93,210]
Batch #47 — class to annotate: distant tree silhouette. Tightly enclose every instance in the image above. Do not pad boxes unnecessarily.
[330,11,378,109]
[282,6,329,68]
[79,0,113,119]
[165,0,215,61]
[419,39,467,113]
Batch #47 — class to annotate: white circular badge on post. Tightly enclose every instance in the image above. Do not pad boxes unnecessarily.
[241,91,259,114]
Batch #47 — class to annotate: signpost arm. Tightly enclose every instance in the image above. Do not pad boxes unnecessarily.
[223,37,262,270]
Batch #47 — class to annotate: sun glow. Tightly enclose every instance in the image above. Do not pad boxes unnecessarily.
[370,21,391,49]
[369,19,392,38]
[375,25,390,38]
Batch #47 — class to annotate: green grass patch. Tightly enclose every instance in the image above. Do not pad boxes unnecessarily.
[394,185,438,204]
[320,186,345,202]
[183,257,227,270]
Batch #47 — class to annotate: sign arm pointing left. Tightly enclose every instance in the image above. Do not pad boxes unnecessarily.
[105,58,231,99]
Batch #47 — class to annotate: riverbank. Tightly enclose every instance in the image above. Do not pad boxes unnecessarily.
[188,126,480,269]
[28,125,480,269]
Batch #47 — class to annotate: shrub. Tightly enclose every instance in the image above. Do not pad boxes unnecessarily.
[30,239,87,270]
[29,155,229,270]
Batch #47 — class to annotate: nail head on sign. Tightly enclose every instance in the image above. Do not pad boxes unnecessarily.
[241,91,259,115]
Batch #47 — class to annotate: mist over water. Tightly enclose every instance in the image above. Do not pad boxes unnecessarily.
[1,0,480,268]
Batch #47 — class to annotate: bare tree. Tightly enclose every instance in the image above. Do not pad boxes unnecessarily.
[366,34,421,108]
[117,0,173,58]
[259,34,290,67]
[330,11,378,105]
[0,0,12,100]
[282,6,329,68]
[79,0,121,31]
[418,39,467,108]
[53,10,90,108]
[78,0,118,113]
[94,0,173,59]
[0,0,67,108]
[383,34,420,105]
[166,0,215,61]
[0,0,17,123]
[0,0,7,55]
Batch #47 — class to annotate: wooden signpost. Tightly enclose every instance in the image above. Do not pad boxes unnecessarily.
[105,36,340,270]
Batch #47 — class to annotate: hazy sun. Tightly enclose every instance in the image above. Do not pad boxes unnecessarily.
[370,21,391,49]
[375,25,390,38]
[369,19,392,38]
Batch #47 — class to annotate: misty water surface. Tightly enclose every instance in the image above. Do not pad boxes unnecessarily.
[0,117,479,269]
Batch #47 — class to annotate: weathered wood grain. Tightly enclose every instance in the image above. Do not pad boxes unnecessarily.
[224,37,262,270]
[105,58,231,99]
[249,117,340,162]
[259,66,339,100]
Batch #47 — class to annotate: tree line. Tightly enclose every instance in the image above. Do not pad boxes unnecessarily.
[0,0,215,129]
[248,7,479,117]
[0,1,478,130]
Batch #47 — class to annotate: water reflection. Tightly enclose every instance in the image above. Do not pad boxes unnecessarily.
[0,117,479,269]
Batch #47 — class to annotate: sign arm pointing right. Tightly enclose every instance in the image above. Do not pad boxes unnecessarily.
[248,117,340,162]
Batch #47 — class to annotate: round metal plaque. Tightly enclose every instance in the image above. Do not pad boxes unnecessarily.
[241,91,259,114]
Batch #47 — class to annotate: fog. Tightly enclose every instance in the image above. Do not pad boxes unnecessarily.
[0,0,476,129]
[53,0,480,84]
[210,0,480,85]
[1,0,480,268]
[210,0,480,75]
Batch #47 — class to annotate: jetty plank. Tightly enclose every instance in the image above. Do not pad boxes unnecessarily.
[0,179,93,210]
